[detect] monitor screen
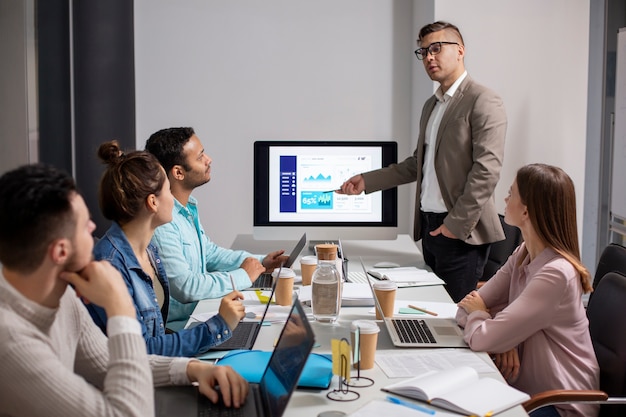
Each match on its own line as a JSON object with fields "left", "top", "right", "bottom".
{"left": 253, "top": 140, "right": 397, "bottom": 240}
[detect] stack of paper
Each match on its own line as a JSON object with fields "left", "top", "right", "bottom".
{"left": 340, "top": 283, "right": 374, "bottom": 306}
{"left": 368, "top": 267, "right": 445, "bottom": 286}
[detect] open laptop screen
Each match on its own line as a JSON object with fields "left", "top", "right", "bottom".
{"left": 261, "top": 301, "right": 314, "bottom": 417}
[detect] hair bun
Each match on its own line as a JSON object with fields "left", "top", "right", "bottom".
{"left": 97, "top": 140, "right": 125, "bottom": 165}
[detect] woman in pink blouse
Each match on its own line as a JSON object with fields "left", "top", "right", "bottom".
{"left": 456, "top": 164, "right": 599, "bottom": 417}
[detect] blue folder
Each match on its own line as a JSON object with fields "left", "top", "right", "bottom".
{"left": 215, "top": 350, "right": 333, "bottom": 389}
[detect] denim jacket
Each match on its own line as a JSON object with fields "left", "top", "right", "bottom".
{"left": 85, "top": 222, "right": 232, "bottom": 357}
{"left": 152, "top": 196, "right": 263, "bottom": 328}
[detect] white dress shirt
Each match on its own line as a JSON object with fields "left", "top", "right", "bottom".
{"left": 420, "top": 71, "right": 468, "bottom": 213}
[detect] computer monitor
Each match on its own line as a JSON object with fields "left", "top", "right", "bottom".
{"left": 253, "top": 140, "right": 398, "bottom": 241}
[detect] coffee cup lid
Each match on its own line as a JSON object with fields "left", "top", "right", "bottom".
{"left": 300, "top": 255, "right": 317, "bottom": 265}
{"left": 373, "top": 280, "right": 397, "bottom": 290}
{"left": 272, "top": 267, "right": 296, "bottom": 278}
{"left": 350, "top": 320, "right": 380, "bottom": 334}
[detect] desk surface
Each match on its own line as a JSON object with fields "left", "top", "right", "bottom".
{"left": 231, "top": 234, "right": 429, "bottom": 268}
{"left": 157, "top": 236, "right": 528, "bottom": 417}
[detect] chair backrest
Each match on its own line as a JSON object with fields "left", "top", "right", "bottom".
{"left": 593, "top": 243, "right": 626, "bottom": 290}
{"left": 588, "top": 243, "right": 626, "bottom": 305}
{"left": 481, "top": 214, "right": 523, "bottom": 281}
{"left": 587, "top": 272, "right": 626, "bottom": 416}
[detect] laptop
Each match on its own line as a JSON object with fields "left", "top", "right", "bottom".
{"left": 250, "top": 233, "right": 307, "bottom": 289}
{"left": 156, "top": 299, "right": 315, "bottom": 417}
{"left": 360, "top": 258, "right": 467, "bottom": 348}
{"left": 207, "top": 267, "right": 280, "bottom": 351}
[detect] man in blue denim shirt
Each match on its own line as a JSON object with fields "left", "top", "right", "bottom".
{"left": 146, "top": 127, "right": 288, "bottom": 330}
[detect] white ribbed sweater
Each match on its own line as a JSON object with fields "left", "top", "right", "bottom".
{"left": 0, "top": 272, "right": 190, "bottom": 417}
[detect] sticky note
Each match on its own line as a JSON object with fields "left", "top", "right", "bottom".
{"left": 398, "top": 307, "right": 426, "bottom": 315}
{"left": 331, "top": 339, "right": 351, "bottom": 381}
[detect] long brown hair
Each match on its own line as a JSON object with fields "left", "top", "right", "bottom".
{"left": 98, "top": 140, "right": 166, "bottom": 225}
{"left": 516, "top": 164, "right": 591, "bottom": 292}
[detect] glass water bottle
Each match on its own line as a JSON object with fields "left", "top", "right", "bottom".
{"left": 311, "top": 244, "right": 342, "bottom": 323}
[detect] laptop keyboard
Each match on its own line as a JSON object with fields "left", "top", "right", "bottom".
{"left": 198, "top": 385, "right": 260, "bottom": 417}
{"left": 392, "top": 319, "right": 437, "bottom": 344}
{"left": 250, "top": 273, "right": 273, "bottom": 288}
{"left": 210, "top": 322, "right": 256, "bottom": 350}
{"left": 346, "top": 271, "right": 369, "bottom": 283}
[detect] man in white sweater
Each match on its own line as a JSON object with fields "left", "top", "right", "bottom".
{"left": 0, "top": 164, "right": 248, "bottom": 416}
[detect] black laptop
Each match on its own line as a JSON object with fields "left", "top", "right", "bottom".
{"left": 207, "top": 268, "right": 279, "bottom": 351}
{"left": 250, "top": 233, "right": 307, "bottom": 289}
{"left": 156, "top": 299, "right": 315, "bottom": 417}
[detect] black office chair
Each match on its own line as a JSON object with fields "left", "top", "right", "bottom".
{"left": 588, "top": 243, "right": 626, "bottom": 304}
{"left": 523, "top": 272, "right": 626, "bottom": 416}
{"left": 478, "top": 214, "right": 522, "bottom": 287}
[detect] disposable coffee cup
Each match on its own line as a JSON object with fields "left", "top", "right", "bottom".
{"left": 350, "top": 320, "right": 380, "bottom": 369}
{"left": 299, "top": 255, "right": 317, "bottom": 286}
{"left": 272, "top": 267, "right": 296, "bottom": 306}
{"left": 373, "top": 280, "right": 397, "bottom": 319}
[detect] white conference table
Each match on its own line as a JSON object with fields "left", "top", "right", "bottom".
{"left": 178, "top": 235, "right": 529, "bottom": 417}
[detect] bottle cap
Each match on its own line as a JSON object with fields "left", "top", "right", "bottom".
{"left": 315, "top": 244, "right": 338, "bottom": 260}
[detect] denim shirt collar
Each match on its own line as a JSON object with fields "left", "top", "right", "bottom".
{"left": 103, "top": 222, "right": 143, "bottom": 272}
{"left": 102, "top": 222, "right": 169, "bottom": 290}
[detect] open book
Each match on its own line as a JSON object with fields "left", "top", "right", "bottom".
{"left": 381, "top": 366, "right": 530, "bottom": 416}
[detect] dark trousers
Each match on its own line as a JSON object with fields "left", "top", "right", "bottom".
{"left": 420, "top": 211, "right": 490, "bottom": 302}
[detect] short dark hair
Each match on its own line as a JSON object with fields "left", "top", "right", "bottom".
{"left": 98, "top": 140, "right": 167, "bottom": 225}
{"left": 0, "top": 164, "right": 77, "bottom": 272}
{"left": 145, "top": 127, "right": 196, "bottom": 174}
{"left": 418, "top": 21, "right": 464, "bottom": 46}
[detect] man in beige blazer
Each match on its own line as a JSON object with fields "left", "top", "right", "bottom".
{"left": 339, "top": 21, "right": 507, "bottom": 301}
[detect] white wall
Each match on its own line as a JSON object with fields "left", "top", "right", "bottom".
{"left": 135, "top": 0, "right": 414, "bottom": 247}
{"left": 135, "top": 0, "right": 590, "bottom": 247}
{"left": 427, "top": 0, "right": 590, "bottom": 233}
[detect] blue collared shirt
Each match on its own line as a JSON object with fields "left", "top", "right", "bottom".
{"left": 151, "top": 196, "right": 263, "bottom": 328}
{"left": 85, "top": 221, "right": 232, "bottom": 357}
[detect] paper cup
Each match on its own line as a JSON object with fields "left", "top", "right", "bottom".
{"left": 350, "top": 320, "right": 380, "bottom": 369}
{"left": 272, "top": 267, "right": 296, "bottom": 306}
{"left": 373, "top": 280, "right": 397, "bottom": 319}
{"left": 299, "top": 255, "right": 317, "bottom": 286}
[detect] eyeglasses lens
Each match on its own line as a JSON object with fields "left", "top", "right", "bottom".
{"left": 416, "top": 42, "right": 443, "bottom": 60}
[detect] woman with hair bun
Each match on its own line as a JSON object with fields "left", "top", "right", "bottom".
{"left": 456, "top": 163, "right": 599, "bottom": 417}
{"left": 84, "top": 140, "right": 245, "bottom": 357}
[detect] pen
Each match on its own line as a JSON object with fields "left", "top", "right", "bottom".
{"left": 322, "top": 189, "right": 340, "bottom": 193}
{"left": 386, "top": 396, "right": 435, "bottom": 415}
{"left": 230, "top": 274, "right": 237, "bottom": 291}
{"left": 408, "top": 304, "right": 438, "bottom": 316}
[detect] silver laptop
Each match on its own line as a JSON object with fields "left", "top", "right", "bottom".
{"left": 250, "top": 233, "right": 307, "bottom": 289}
{"left": 156, "top": 298, "right": 315, "bottom": 417}
{"left": 360, "top": 258, "right": 467, "bottom": 348}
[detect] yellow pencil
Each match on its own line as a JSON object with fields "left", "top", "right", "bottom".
{"left": 408, "top": 304, "right": 438, "bottom": 316}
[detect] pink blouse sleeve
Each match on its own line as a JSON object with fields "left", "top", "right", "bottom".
{"left": 462, "top": 258, "right": 569, "bottom": 353}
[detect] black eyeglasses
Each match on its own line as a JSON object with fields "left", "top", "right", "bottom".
{"left": 414, "top": 41, "right": 459, "bottom": 60}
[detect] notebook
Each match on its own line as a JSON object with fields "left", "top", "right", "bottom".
{"left": 207, "top": 267, "right": 280, "bottom": 351}
{"left": 156, "top": 299, "right": 315, "bottom": 417}
{"left": 249, "top": 233, "right": 307, "bottom": 289}
{"left": 359, "top": 258, "right": 467, "bottom": 348}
